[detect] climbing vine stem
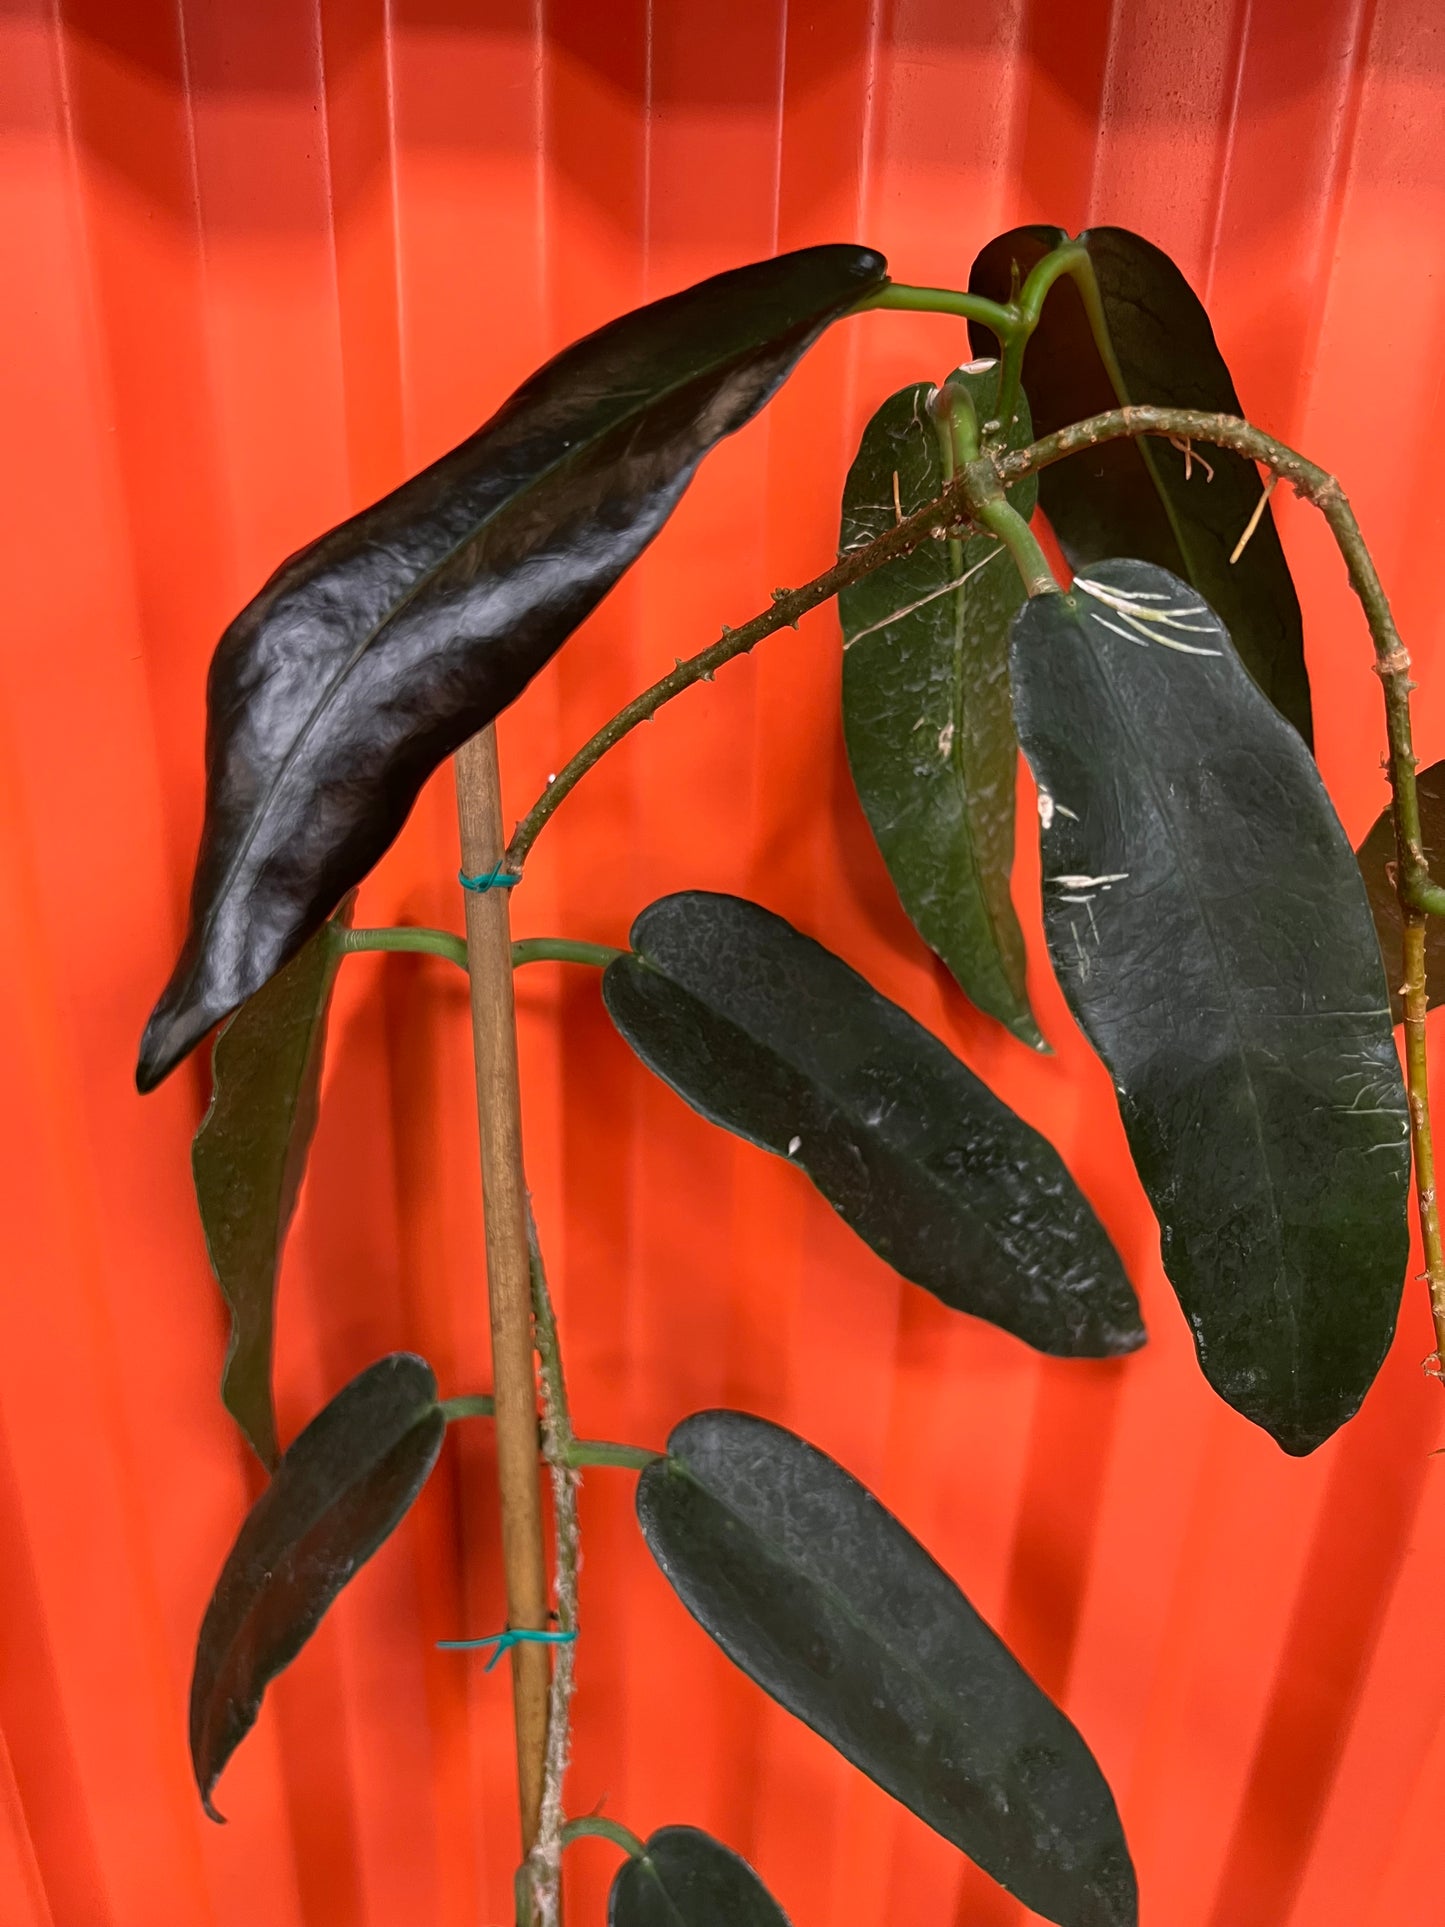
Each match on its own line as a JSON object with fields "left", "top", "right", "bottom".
{"left": 524, "top": 1207, "right": 579, "bottom": 1927}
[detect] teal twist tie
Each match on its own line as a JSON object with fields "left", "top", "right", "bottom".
{"left": 436, "top": 1627, "right": 577, "bottom": 1672}
{"left": 458, "top": 864, "right": 521, "bottom": 894}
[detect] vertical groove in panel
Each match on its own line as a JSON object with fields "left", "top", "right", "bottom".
{"left": 9, "top": 3, "right": 1445, "bottom": 1925}
{"left": 0, "top": 1726, "right": 54, "bottom": 1927}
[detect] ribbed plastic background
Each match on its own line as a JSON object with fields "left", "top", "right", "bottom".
{"left": 6, "top": 2, "right": 1445, "bottom": 1923}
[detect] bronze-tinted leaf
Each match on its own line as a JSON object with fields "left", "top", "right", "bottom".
{"left": 969, "top": 225, "right": 1311, "bottom": 743}
{"left": 1356, "top": 759, "right": 1445, "bottom": 1020}
{"left": 638, "top": 1411, "right": 1136, "bottom": 1927}
{"left": 192, "top": 902, "right": 351, "bottom": 1468}
{"left": 603, "top": 892, "right": 1142, "bottom": 1357}
{"left": 839, "top": 364, "right": 1043, "bottom": 1045}
{"left": 1010, "top": 559, "right": 1409, "bottom": 1453}
{"left": 138, "top": 244, "right": 888, "bottom": 1091}
{"left": 190, "top": 1353, "right": 444, "bottom": 1820}
{"left": 610, "top": 1827, "right": 790, "bottom": 1927}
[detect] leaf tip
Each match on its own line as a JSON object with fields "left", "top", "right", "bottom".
{"left": 1266, "top": 1414, "right": 1336, "bottom": 1459}
{"left": 136, "top": 993, "right": 206, "bottom": 1093}
{"left": 1112, "top": 1318, "right": 1148, "bottom": 1358}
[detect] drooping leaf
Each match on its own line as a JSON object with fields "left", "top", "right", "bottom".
{"left": 192, "top": 900, "right": 352, "bottom": 1469}
{"left": 1010, "top": 558, "right": 1409, "bottom": 1454}
{"left": 839, "top": 363, "right": 1043, "bottom": 1046}
{"left": 1357, "top": 759, "right": 1445, "bottom": 1020}
{"left": 638, "top": 1411, "right": 1136, "bottom": 1927}
{"left": 137, "top": 245, "right": 889, "bottom": 1092}
{"left": 190, "top": 1353, "right": 445, "bottom": 1820}
{"left": 968, "top": 225, "right": 1311, "bottom": 744}
{"left": 602, "top": 892, "right": 1142, "bottom": 1357}
{"left": 610, "top": 1827, "right": 790, "bottom": 1927}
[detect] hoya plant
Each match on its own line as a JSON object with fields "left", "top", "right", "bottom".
{"left": 139, "top": 230, "right": 1443, "bottom": 1927}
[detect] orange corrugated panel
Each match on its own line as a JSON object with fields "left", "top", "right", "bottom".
{"left": 5, "top": 2, "right": 1445, "bottom": 1924}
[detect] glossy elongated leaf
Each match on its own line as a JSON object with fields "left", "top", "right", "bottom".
{"left": 968, "top": 225, "right": 1311, "bottom": 744}
{"left": 602, "top": 892, "right": 1141, "bottom": 1356}
{"left": 1357, "top": 759, "right": 1445, "bottom": 1019}
{"left": 638, "top": 1411, "right": 1136, "bottom": 1927}
{"left": 1010, "top": 559, "right": 1409, "bottom": 1454}
{"left": 839, "top": 362, "right": 1043, "bottom": 1046}
{"left": 190, "top": 1353, "right": 444, "bottom": 1820}
{"left": 137, "top": 245, "right": 888, "bottom": 1092}
{"left": 610, "top": 1827, "right": 790, "bottom": 1927}
{"left": 192, "top": 901, "right": 352, "bottom": 1469}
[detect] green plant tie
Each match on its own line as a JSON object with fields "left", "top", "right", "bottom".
{"left": 458, "top": 864, "right": 521, "bottom": 893}
{"left": 436, "top": 1626, "right": 577, "bottom": 1671}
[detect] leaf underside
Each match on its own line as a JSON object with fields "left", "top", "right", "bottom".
{"left": 189, "top": 1353, "right": 444, "bottom": 1820}
{"left": 602, "top": 891, "right": 1142, "bottom": 1357}
{"left": 968, "top": 225, "right": 1311, "bottom": 745}
{"left": 609, "top": 1827, "right": 791, "bottom": 1927}
{"left": 638, "top": 1411, "right": 1137, "bottom": 1927}
{"left": 1010, "top": 559, "right": 1409, "bottom": 1454}
{"left": 191, "top": 902, "right": 352, "bottom": 1469}
{"left": 838, "top": 363, "right": 1043, "bottom": 1046}
{"left": 1357, "top": 758, "right": 1445, "bottom": 1020}
{"left": 138, "top": 244, "right": 889, "bottom": 1091}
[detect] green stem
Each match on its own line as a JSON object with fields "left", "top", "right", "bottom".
{"left": 340, "top": 929, "right": 622, "bottom": 975}
{"left": 342, "top": 925, "right": 470, "bottom": 970}
{"left": 934, "top": 380, "right": 1055, "bottom": 596}
{"left": 993, "top": 242, "right": 1080, "bottom": 430}
{"left": 972, "top": 490, "right": 1057, "bottom": 598}
{"left": 439, "top": 1393, "right": 495, "bottom": 1423}
{"left": 560, "top": 1816, "right": 648, "bottom": 1860}
{"left": 563, "top": 1439, "right": 660, "bottom": 1472}
{"left": 525, "top": 1210, "right": 580, "bottom": 1927}
{"left": 858, "top": 280, "right": 1019, "bottom": 341}
{"left": 511, "top": 938, "right": 622, "bottom": 970}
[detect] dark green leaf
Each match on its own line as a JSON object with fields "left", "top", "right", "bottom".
{"left": 638, "top": 1411, "right": 1135, "bottom": 1927}
{"left": 1010, "top": 559, "right": 1409, "bottom": 1454}
{"left": 839, "top": 364, "right": 1043, "bottom": 1046}
{"left": 190, "top": 1352, "right": 444, "bottom": 1820}
{"left": 610, "top": 1827, "right": 790, "bottom": 1927}
{"left": 602, "top": 892, "right": 1142, "bottom": 1357}
{"left": 137, "top": 245, "right": 889, "bottom": 1091}
{"left": 1357, "top": 759, "right": 1445, "bottom": 1020}
{"left": 192, "top": 901, "right": 352, "bottom": 1469}
{"left": 968, "top": 226, "right": 1311, "bottom": 744}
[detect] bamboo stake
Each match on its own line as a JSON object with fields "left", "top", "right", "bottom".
{"left": 454, "top": 726, "right": 550, "bottom": 1858}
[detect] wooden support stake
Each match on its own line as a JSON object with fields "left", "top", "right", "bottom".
{"left": 454, "top": 725, "right": 550, "bottom": 1858}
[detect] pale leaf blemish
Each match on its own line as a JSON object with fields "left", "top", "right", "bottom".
{"left": 1069, "top": 918, "right": 1090, "bottom": 982}
{"left": 1076, "top": 575, "right": 1222, "bottom": 655}
{"left": 1089, "top": 609, "right": 1222, "bottom": 658}
{"left": 842, "top": 546, "right": 1005, "bottom": 650}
